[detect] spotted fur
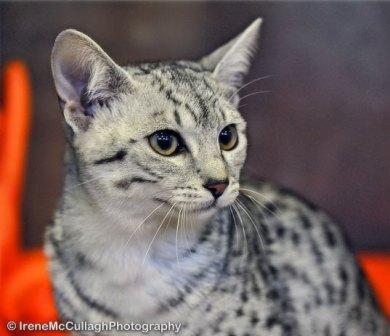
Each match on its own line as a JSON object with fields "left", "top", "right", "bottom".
{"left": 46, "top": 19, "right": 388, "bottom": 335}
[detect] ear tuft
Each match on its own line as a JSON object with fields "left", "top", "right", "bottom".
{"left": 51, "top": 29, "right": 131, "bottom": 133}
{"left": 200, "top": 19, "right": 262, "bottom": 91}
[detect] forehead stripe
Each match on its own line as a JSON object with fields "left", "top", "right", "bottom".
{"left": 173, "top": 109, "right": 182, "bottom": 126}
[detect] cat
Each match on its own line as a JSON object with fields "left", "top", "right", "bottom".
{"left": 45, "top": 19, "right": 388, "bottom": 335}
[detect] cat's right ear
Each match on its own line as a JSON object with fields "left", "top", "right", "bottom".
{"left": 199, "top": 19, "right": 262, "bottom": 106}
{"left": 51, "top": 29, "right": 131, "bottom": 133}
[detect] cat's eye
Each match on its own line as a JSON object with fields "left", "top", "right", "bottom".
{"left": 219, "top": 124, "right": 238, "bottom": 151}
{"left": 149, "top": 130, "right": 180, "bottom": 156}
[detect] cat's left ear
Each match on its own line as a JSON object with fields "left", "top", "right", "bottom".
{"left": 51, "top": 29, "right": 132, "bottom": 133}
{"left": 200, "top": 18, "right": 262, "bottom": 93}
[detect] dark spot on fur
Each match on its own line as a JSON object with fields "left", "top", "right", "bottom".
{"left": 276, "top": 225, "right": 286, "bottom": 238}
{"left": 115, "top": 179, "right": 131, "bottom": 189}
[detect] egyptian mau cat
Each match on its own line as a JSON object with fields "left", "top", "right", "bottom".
{"left": 46, "top": 19, "right": 388, "bottom": 335}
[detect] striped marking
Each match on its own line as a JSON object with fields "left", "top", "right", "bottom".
{"left": 115, "top": 177, "right": 158, "bottom": 190}
{"left": 49, "top": 233, "right": 119, "bottom": 318}
{"left": 94, "top": 149, "right": 127, "bottom": 165}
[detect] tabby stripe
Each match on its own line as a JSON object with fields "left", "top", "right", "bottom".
{"left": 173, "top": 109, "right": 182, "bottom": 126}
{"left": 134, "top": 160, "right": 164, "bottom": 179}
{"left": 189, "top": 77, "right": 210, "bottom": 123}
{"left": 148, "top": 70, "right": 201, "bottom": 124}
{"left": 159, "top": 221, "right": 230, "bottom": 314}
{"left": 54, "top": 286, "right": 84, "bottom": 320}
{"left": 221, "top": 216, "right": 236, "bottom": 274}
{"left": 94, "top": 150, "right": 127, "bottom": 165}
{"left": 220, "top": 108, "right": 226, "bottom": 121}
{"left": 147, "top": 71, "right": 171, "bottom": 94}
{"left": 67, "top": 270, "right": 118, "bottom": 318}
{"left": 165, "top": 89, "right": 181, "bottom": 106}
{"left": 196, "top": 94, "right": 209, "bottom": 124}
{"left": 115, "top": 177, "right": 158, "bottom": 190}
{"left": 184, "top": 103, "right": 199, "bottom": 123}
{"left": 131, "top": 177, "right": 157, "bottom": 184}
{"left": 203, "top": 78, "right": 215, "bottom": 92}
{"left": 49, "top": 233, "right": 119, "bottom": 318}
{"left": 75, "top": 251, "right": 96, "bottom": 269}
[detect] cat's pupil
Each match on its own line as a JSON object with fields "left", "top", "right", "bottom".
{"left": 156, "top": 132, "right": 173, "bottom": 150}
{"left": 219, "top": 127, "right": 232, "bottom": 145}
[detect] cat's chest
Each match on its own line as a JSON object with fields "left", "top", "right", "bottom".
{"left": 77, "top": 252, "right": 211, "bottom": 321}
{"left": 81, "top": 263, "right": 177, "bottom": 319}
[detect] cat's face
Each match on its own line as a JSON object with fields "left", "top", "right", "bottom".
{"left": 52, "top": 19, "right": 261, "bottom": 220}
{"left": 76, "top": 63, "right": 247, "bottom": 216}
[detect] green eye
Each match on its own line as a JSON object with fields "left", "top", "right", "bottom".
{"left": 149, "top": 130, "right": 179, "bottom": 156}
{"left": 219, "top": 124, "right": 238, "bottom": 151}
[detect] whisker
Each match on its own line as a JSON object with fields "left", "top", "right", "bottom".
{"left": 238, "top": 90, "right": 272, "bottom": 102}
{"left": 231, "top": 203, "right": 248, "bottom": 267}
{"left": 122, "top": 196, "right": 173, "bottom": 252}
{"left": 243, "top": 193, "right": 276, "bottom": 218}
{"left": 161, "top": 199, "right": 177, "bottom": 238}
{"left": 239, "top": 187, "right": 281, "bottom": 216}
{"left": 182, "top": 205, "right": 191, "bottom": 251}
{"left": 239, "top": 194, "right": 277, "bottom": 237}
{"left": 187, "top": 203, "right": 197, "bottom": 255}
{"left": 176, "top": 205, "right": 183, "bottom": 266}
{"left": 235, "top": 198, "right": 264, "bottom": 251}
{"left": 229, "top": 75, "right": 272, "bottom": 101}
{"left": 175, "top": 205, "right": 184, "bottom": 266}
{"left": 64, "top": 175, "right": 105, "bottom": 191}
{"left": 239, "top": 187, "right": 275, "bottom": 203}
{"left": 229, "top": 205, "right": 240, "bottom": 249}
{"left": 190, "top": 203, "right": 198, "bottom": 237}
{"left": 142, "top": 203, "right": 176, "bottom": 266}
{"left": 238, "top": 103, "right": 248, "bottom": 109}
{"left": 238, "top": 192, "right": 279, "bottom": 243}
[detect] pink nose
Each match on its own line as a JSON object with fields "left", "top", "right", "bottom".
{"left": 204, "top": 180, "right": 228, "bottom": 199}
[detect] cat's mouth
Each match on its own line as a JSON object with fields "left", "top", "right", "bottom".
{"left": 153, "top": 196, "right": 217, "bottom": 213}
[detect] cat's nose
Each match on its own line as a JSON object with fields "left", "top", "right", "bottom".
{"left": 204, "top": 180, "right": 229, "bottom": 199}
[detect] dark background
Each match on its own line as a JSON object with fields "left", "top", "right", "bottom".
{"left": 1, "top": 1, "right": 389, "bottom": 250}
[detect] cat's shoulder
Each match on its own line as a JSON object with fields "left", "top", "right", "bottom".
{"left": 240, "top": 179, "right": 353, "bottom": 252}
{"left": 240, "top": 179, "right": 321, "bottom": 214}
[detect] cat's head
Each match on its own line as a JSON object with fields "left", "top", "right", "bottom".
{"left": 51, "top": 19, "right": 261, "bottom": 221}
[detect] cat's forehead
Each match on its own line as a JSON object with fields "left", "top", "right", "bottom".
{"left": 128, "top": 62, "right": 225, "bottom": 97}
{"left": 128, "top": 61, "right": 211, "bottom": 80}
{"left": 123, "top": 62, "right": 241, "bottom": 128}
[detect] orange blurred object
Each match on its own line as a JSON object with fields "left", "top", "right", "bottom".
{"left": 0, "top": 61, "right": 388, "bottom": 335}
{"left": 0, "top": 61, "right": 64, "bottom": 336}
{"left": 358, "top": 253, "right": 390, "bottom": 317}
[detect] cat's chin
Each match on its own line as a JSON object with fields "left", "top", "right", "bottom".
{"left": 180, "top": 199, "right": 233, "bottom": 213}
{"left": 191, "top": 199, "right": 236, "bottom": 214}
{"left": 215, "top": 192, "right": 239, "bottom": 209}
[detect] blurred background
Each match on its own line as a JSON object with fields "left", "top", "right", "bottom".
{"left": 0, "top": 1, "right": 389, "bottom": 251}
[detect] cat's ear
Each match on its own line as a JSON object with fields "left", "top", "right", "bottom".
{"left": 200, "top": 18, "right": 262, "bottom": 91}
{"left": 51, "top": 29, "right": 131, "bottom": 133}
